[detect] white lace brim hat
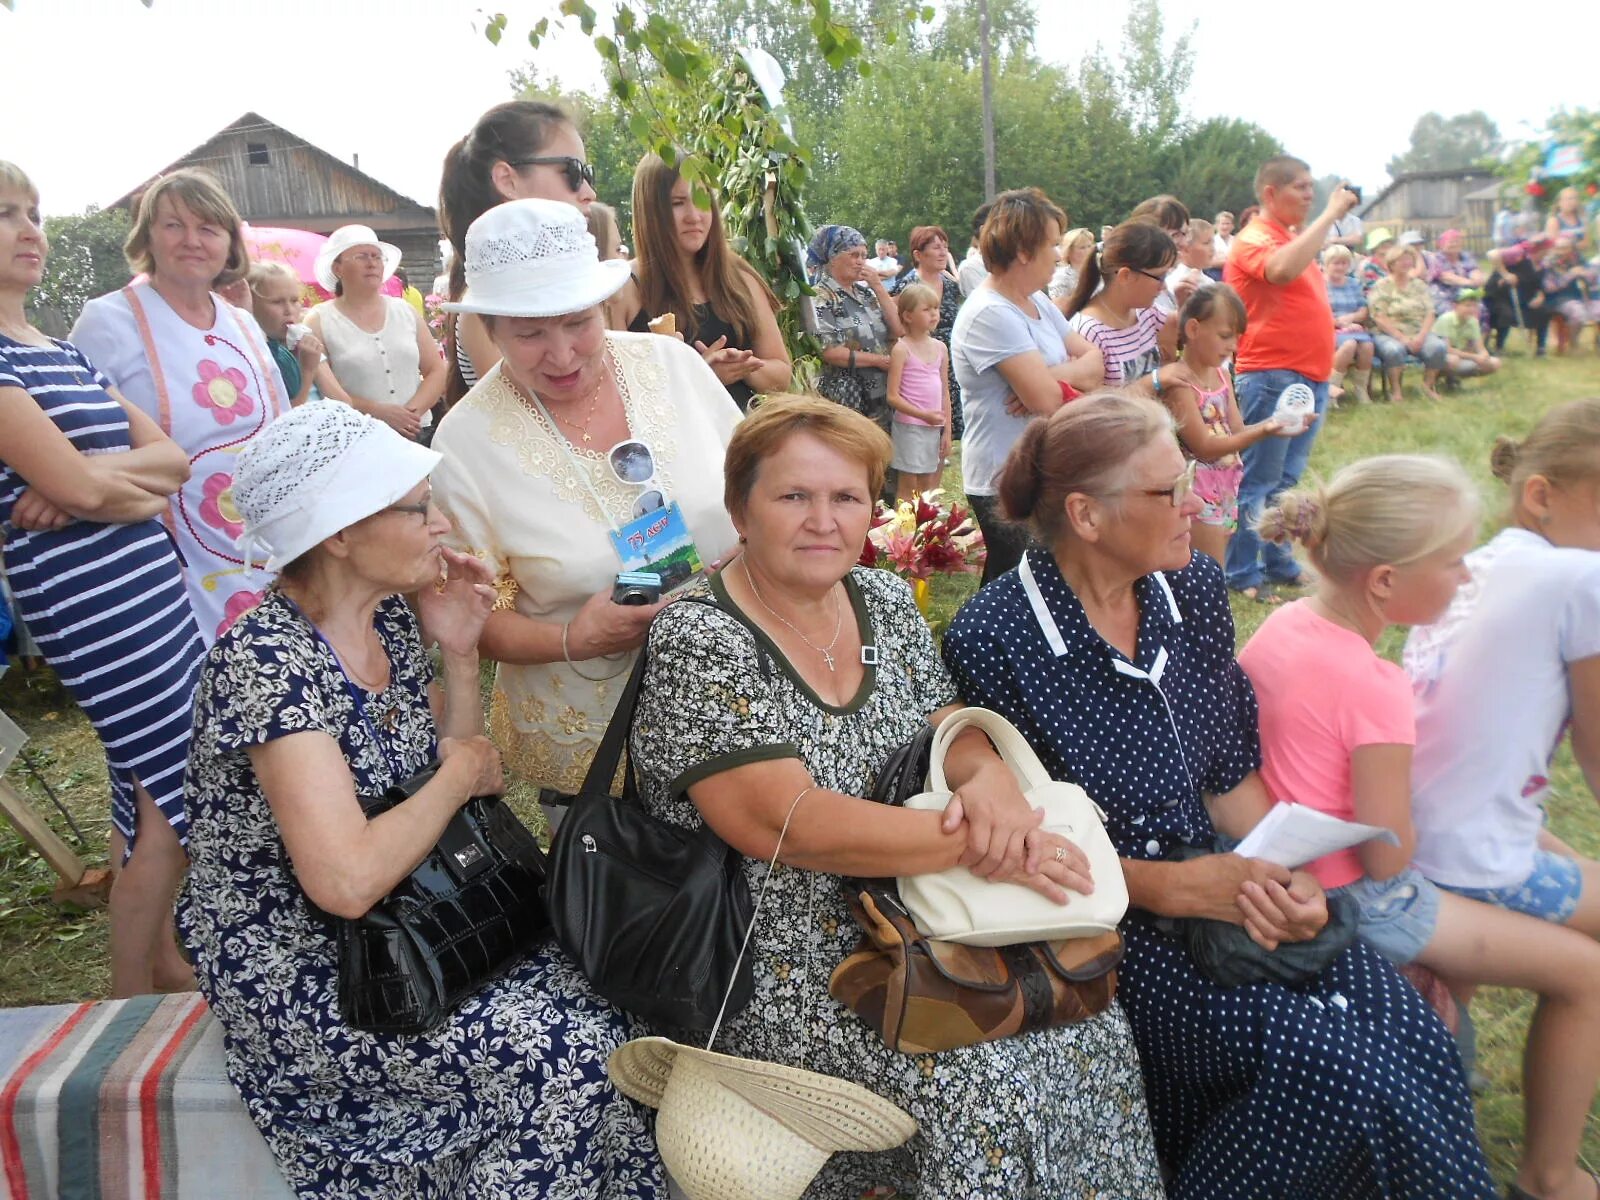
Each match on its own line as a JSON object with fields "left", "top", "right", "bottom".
{"left": 232, "top": 400, "right": 441, "bottom": 571}
{"left": 441, "top": 197, "right": 631, "bottom": 318}
{"left": 607, "top": 1037, "right": 916, "bottom": 1200}
{"left": 314, "top": 224, "right": 403, "bottom": 294}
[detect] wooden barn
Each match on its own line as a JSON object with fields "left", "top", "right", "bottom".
{"left": 108, "top": 112, "right": 440, "bottom": 286}
{"left": 1358, "top": 167, "right": 1499, "bottom": 251}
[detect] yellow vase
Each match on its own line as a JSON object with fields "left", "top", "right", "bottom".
{"left": 911, "top": 577, "right": 931, "bottom": 616}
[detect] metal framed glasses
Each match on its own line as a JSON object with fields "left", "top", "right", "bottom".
{"left": 1131, "top": 459, "right": 1198, "bottom": 508}
{"left": 508, "top": 155, "right": 596, "bottom": 193}
{"left": 386, "top": 493, "right": 435, "bottom": 519}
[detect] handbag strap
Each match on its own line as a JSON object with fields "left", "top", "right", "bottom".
{"left": 705, "top": 783, "right": 814, "bottom": 1051}
{"left": 927, "top": 707, "right": 1052, "bottom": 793}
{"left": 576, "top": 594, "right": 726, "bottom": 799}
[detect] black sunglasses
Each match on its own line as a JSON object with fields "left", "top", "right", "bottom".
{"left": 508, "top": 156, "right": 596, "bottom": 194}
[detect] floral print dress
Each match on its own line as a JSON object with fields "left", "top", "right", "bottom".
{"left": 177, "top": 591, "right": 665, "bottom": 1200}
{"left": 813, "top": 270, "right": 893, "bottom": 427}
{"left": 629, "top": 567, "right": 1164, "bottom": 1200}
{"left": 69, "top": 281, "right": 289, "bottom": 643}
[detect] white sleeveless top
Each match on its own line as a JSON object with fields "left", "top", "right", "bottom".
{"left": 313, "top": 297, "right": 423, "bottom": 410}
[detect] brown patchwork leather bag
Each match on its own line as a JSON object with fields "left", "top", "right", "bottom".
{"left": 828, "top": 883, "right": 1124, "bottom": 1055}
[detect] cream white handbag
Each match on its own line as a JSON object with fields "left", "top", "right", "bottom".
{"left": 897, "top": 708, "right": 1128, "bottom": 947}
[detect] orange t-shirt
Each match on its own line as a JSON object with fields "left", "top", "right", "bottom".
{"left": 1224, "top": 216, "right": 1335, "bottom": 380}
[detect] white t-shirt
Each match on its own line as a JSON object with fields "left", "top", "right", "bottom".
{"left": 951, "top": 286, "right": 1071, "bottom": 496}
{"left": 957, "top": 246, "right": 989, "bottom": 297}
{"left": 1403, "top": 527, "right": 1600, "bottom": 888}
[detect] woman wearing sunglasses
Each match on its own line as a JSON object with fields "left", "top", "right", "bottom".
{"left": 621, "top": 152, "right": 791, "bottom": 411}
{"left": 430, "top": 198, "right": 741, "bottom": 812}
{"left": 438, "top": 100, "right": 602, "bottom": 402}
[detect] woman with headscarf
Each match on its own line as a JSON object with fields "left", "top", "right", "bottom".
{"left": 808, "top": 224, "right": 904, "bottom": 430}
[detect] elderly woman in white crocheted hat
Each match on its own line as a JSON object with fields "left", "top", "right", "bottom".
{"left": 176, "top": 400, "right": 666, "bottom": 1198}
{"left": 431, "top": 197, "right": 742, "bottom": 809}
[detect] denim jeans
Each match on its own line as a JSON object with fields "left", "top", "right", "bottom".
{"left": 1373, "top": 332, "right": 1448, "bottom": 370}
{"left": 1223, "top": 369, "right": 1328, "bottom": 589}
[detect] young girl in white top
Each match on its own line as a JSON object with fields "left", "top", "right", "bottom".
{"left": 1405, "top": 400, "right": 1600, "bottom": 939}
{"left": 1062, "top": 220, "right": 1179, "bottom": 387}
{"left": 1145, "top": 284, "right": 1284, "bottom": 564}
{"left": 885, "top": 283, "right": 951, "bottom": 502}
{"left": 1240, "top": 454, "right": 1600, "bottom": 1200}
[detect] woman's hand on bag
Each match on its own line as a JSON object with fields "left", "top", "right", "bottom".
{"left": 565, "top": 585, "right": 670, "bottom": 659}
{"left": 439, "top": 735, "right": 503, "bottom": 799}
{"left": 1237, "top": 870, "right": 1329, "bottom": 949}
{"left": 1179, "top": 852, "right": 1294, "bottom": 942}
{"left": 991, "top": 833, "right": 1094, "bottom": 904}
{"left": 416, "top": 548, "right": 496, "bottom": 656}
{"left": 942, "top": 757, "right": 1044, "bottom": 879}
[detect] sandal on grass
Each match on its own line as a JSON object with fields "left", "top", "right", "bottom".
{"left": 1229, "top": 583, "right": 1284, "bottom": 605}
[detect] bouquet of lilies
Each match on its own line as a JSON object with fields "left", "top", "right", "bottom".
{"left": 858, "top": 490, "right": 986, "bottom": 580}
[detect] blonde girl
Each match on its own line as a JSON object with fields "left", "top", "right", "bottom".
{"left": 246, "top": 261, "right": 324, "bottom": 407}
{"left": 1146, "top": 284, "right": 1285, "bottom": 564}
{"left": 1048, "top": 226, "right": 1095, "bottom": 308}
{"left": 1239, "top": 454, "right": 1600, "bottom": 1200}
{"left": 886, "top": 282, "right": 951, "bottom": 500}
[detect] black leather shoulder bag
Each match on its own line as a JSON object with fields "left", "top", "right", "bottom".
{"left": 543, "top": 598, "right": 756, "bottom": 1030}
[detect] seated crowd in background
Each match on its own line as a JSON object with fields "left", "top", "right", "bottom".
{"left": 5, "top": 114, "right": 1600, "bottom": 1200}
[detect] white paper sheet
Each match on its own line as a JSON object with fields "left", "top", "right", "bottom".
{"left": 1234, "top": 802, "right": 1400, "bottom": 869}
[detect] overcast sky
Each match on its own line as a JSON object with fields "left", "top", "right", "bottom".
{"left": 7, "top": 0, "right": 1596, "bottom": 218}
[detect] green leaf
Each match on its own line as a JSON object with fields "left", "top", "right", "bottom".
{"left": 484, "top": 11, "right": 507, "bottom": 45}
{"left": 663, "top": 46, "right": 688, "bottom": 80}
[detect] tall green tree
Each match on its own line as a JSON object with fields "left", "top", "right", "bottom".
{"left": 1162, "top": 118, "right": 1284, "bottom": 222}
{"left": 27, "top": 207, "right": 131, "bottom": 334}
{"left": 1386, "top": 111, "right": 1502, "bottom": 176}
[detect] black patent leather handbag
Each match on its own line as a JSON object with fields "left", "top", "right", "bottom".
{"left": 543, "top": 600, "right": 756, "bottom": 1030}
{"left": 328, "top": 768, "right": 551, "bottom": 1036}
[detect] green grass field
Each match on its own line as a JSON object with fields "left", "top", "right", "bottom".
{"left": 0, "top": 345, "right": 1595, "bottom": 1184}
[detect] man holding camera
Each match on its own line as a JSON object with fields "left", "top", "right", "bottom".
{"left": 1326, "top": 183, "right": 1365, "bottom": 249}
{"left": 1223, "top": 157, "right": 1361, "bottom": 600}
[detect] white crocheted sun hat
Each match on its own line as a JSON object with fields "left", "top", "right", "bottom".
{"left": 314, "top": 224, "right": 403, "bottom": 294}
{"left": 607, "top": 1037, "right": 916, "bottom": 1200}
{"left": 441, "top": 197, "right": 631, "bottom": 318}
{"left": 232, "top": 400, "right": 441, "bottom": 571}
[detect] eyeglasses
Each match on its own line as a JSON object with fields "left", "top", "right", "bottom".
{"left": 386, "top": 493, "right": 435, "bottom": 519}
{"left": 508, "top": 156, "right": 596, "bottom": 194}
{"left": 1122, "top": 460, "right": 1197, "bottom": 508}
{"left": 1134, "top": 269, "right": 1168, "bottom": 286}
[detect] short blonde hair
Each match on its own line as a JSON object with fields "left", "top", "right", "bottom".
{"left": 1059, "top": 226, "right": 1095, "bottom": 257}
{"left": 1187, "top": 218, "right": 1215, "bottom": 244}
{"left": 895, "top": 282, "right": 939, "bottom": 319}
{"left": 125, "top": 168, "right": 249, "bottom": 286}
{"left": 1258, "top": 455, "right": 1479, "bottom": 583}
{"left": 1384, "top": 244, "right": 1420, "bottom": 270}
{"left": 0, "top": 161, "right": 38, "bottom": 203}
{"left": 1322, "top": 244, "right": 1354, "bottom": 265}
{"left": 723, "top": 394, "right": 890, "bottom": 517}
{"left": 247, "top": 260, "right": 300, "bottom": 295}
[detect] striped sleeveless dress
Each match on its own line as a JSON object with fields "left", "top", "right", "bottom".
{"left": 0, "top": 335, "right": 205, "bottom": 851}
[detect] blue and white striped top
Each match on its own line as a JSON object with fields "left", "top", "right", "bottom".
{"left": 0, "top": 336, "right": 131, "bottom": 539}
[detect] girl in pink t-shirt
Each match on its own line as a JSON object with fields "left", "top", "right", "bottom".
{"left": 1240, "top": 455, "right": 1600, "bottom": 1200}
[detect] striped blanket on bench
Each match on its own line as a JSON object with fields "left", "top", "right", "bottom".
{"left": 0, "top": 993, "right": 291, "bottom": 1200}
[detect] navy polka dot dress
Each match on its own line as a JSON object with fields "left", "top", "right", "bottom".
{"left": 943, "top": 549, "right": 1495, "bottom": 1199}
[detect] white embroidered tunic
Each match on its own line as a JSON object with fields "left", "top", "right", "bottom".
{"left": 431, "top": 332, "right": 741, "bottom": 796}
